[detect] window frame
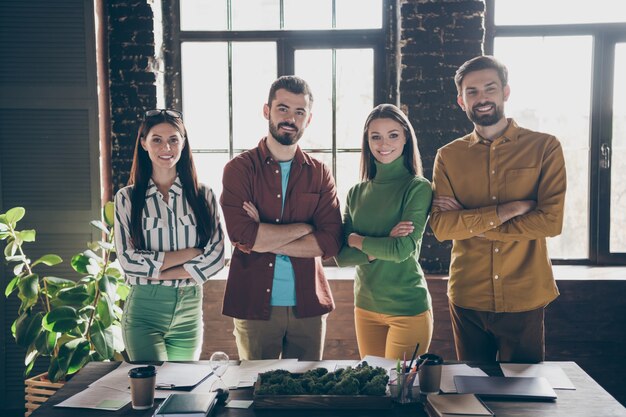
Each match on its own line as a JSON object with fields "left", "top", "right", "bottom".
{"left": 162, "top": 0, "right": 398, "bottom": 159}
{"left": 485, "top": 0, "right": 626, "bottom": 265}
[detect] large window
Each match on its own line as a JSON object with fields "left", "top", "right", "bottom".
{"left": 486, "top": 0, "right": 626, "bottom": 264}
{"left": 164, "top": 2, "right": 394, "bottom": 256}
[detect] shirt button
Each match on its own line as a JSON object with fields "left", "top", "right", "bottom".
{"left": 269, "top": 263, "right": 273, "bottom": 267}
{"left": 492, "top": 196, "right": 496, "bottom": 200}
{"left": 277, "top": 194, "right": 281, "bottom": 198}
{"left": 266, "top": 288, "right": 270, "bottom": 293}
{"left": 469, "top": 229, "right": 473, "bottom": 233}
{"left": 492, "top": 146, "right": 496, "bottom": 150}
{"left": 489, "top": 221, "right": 494, "bottom": 226}
{"left": 275, "top": 170, "right": 279, "bottom": 174}
{"left": 491, "top": 170, "right": 495, "bottom": 174}
{"left": 494, "top": 274, "right": 499, "bottom": 280}
{"left": 494, "top": 248, "right": 499, "bottom": 253}
{"left": 275, "top": 218, "right": 280, "bottom": 223}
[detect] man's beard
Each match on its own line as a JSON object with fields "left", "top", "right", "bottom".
{"left": 466, "top": 101, "right": 505, "bottom": 126}
{"left": 269, "top": 119, "right": 304, "bottom": 146}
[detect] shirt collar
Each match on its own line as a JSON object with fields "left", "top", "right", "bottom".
{"left": 468, "top": 118, "right": 520, "bottom": 147}
{"left": 258, "top": 137, "right": 311, "bottom": 166}
{"left": 145, "top": 175, "right": 183, "bottom": 197}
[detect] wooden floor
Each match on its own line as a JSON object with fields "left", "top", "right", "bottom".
{"left": 202, "top": 275, "right": 626, "bottom": 407}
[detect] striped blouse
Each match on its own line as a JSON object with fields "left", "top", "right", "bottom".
{"left": 114, "top": 176, "right": 225, "bottom": 287}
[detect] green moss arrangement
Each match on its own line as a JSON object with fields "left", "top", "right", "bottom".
{"left": 256, "top": 362, "right": 389, "bottom": 396}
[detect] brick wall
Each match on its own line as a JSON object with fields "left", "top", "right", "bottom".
{"left": 400, "top": 0, "right": 485, "bottom": 273}
{"left": 108, "top": 0, "right": 157, "bottom": 192}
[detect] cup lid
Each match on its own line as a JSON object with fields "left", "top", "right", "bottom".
{"left": 418, "top": 353, "right": 443, "bottom": 365}
{"left": 128, "top": 365, "right": 156, "bottom": 378}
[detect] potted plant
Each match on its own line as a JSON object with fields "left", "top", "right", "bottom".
{"left": 1, "top": 202, "right": 128, "bottom": 391}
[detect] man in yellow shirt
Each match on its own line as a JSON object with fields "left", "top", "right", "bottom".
{"left": 430, "top": 56, "right": 566, "bottom": 362}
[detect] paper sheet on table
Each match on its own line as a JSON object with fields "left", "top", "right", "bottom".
{"left": 89, "top": 362, "right": 214, "bottom": 398}
{"left": 55, "top": 385, "right": 130, "bottom": 410}
{"left": 222, "top": 359, "right": 299, "bottom": 389}
{"left": 500, "top": 363, "right": 576, "bottom": 390}
{"left": 280, "top": 360, "right": 344, "bottom": 373}
{"left": 440, "top": 364, "right": 488, "bottom": 393}
{"left": 361, "top": 355, "right": 397, "bottom": 373}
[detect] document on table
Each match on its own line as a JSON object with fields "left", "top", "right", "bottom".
{"left": 440, "top": 364, "right": 489, "bottom": 393}
{"left": 361, "top": 355, "right": 397, "bottom": 373}
{"left": 500, "top": 363, "right": 576, "bottom": 390}
{"left": 55, "top": 385, "right": 130, "bottom": 410}
{"left": 89, "top": 362, "right": 215, "bottom": 398}
{"left": 232, "top": 359, "right": 300, "bottom": 388}
{"left": 222, "top": 359, "right": 343, "bottom": 389}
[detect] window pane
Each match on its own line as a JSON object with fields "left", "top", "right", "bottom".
{"left": 232, "top": 0, "right": 280, "bottom": 30}
{"left": 182, "top": 43, "right": 229, "bottom": 151}
{"left": 284, "top": 0, "right": 332, "bottom": 30}
{"left": 495, "top": 0, "right": 626, "bottom": 25}
{"left": 336, "top": 49, "right": 374, "bottom": 149}
{"left": 232, "top": 42, "right": 277, "bottom": 151}
{"left": 180, "top": 0, "right": 227, "bottom": 31}
{"left": 336, "top": 152, "right": 363, "bottom": 209}
{"left": 494, "top": 36, "right": 592, "bottom": 259}
{"left": 611, "top": 43, "right": 626, "bottom": 253}
{"left": 295, "top": 49, "right": 333, "bottom": 150}
{"left": 336, "top": 0, "right": 382, "bottom": 29}
{"left": 192, "top": 152, "right": 232, "bottom": 257}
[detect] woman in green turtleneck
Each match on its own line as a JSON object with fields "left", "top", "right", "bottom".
{"left": 335, "top": 104, "right": 433, "bottom": 361}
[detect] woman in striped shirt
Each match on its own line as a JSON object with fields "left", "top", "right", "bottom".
{"left": 114, "top": 109, "right": 225, "bottom": 361}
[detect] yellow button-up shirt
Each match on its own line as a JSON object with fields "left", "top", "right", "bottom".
{"left": 430, "top": 119, "right": 566, "bottom": 313}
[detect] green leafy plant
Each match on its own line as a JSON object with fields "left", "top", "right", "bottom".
{"left": 1, "top": 202, "right": 129, "bottom": 382}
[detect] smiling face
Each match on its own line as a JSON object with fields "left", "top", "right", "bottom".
{"left": 457, "top": 68, "right": 510, "bottom": 127}
{"left": 264, "top": 88, "right": 312, "bottom": 146}
{"left": 367, "top": 117, "right": 407, "bottom": 164}
{"left": 141, "top": 122, "right": 185, "bottom": 173}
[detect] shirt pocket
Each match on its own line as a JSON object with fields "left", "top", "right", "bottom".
{"left": 178, "top": 213, "right": 196, "bottom": 227}
{"left": 293, "top": 192, "right": 320, "bottom": 222}
{"left": 142, "top": 217, "right": 164, "bottom": 230}
{"left": 505, "top": 167, "right": 539, "bottom": 201}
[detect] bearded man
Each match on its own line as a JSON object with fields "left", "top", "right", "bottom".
{"left": 220, "top": 75, "right": 342, "bottom": 360}
{"left": 430, "top": 56, "right": 567, "bottom": 363}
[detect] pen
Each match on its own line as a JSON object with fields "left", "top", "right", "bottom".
{"left": 407, "top": 342, "right": 420, "bottom": 372}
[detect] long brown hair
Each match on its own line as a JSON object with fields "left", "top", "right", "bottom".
{"left": 127, "top": 113, "right": 214, "bottom": 249}
{"left": 360, "top": 104, "right": 423, "bottom": 181}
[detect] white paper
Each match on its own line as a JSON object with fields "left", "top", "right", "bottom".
{"left": 156, "top": 362, "right": 214, "bottom": 388}
{"left": 279, "top": 360, "right": 344, "bottom": 373}
{"left": 236, "top": 359, "right": 298, "bottom": 385}
{"left": 361, "top": 355, "right": 397, "bottom": 372}
{"left": 500, "top": 363, "right": 576, "bottom": 390}
{"left": 55, "top": 385, "right": 130, "bottom": 410}
{"left": 89, "top": 362, "right": 215, "bottom": 398}
{"left": 440, "top": 364, "right": 488, "bottom": 393}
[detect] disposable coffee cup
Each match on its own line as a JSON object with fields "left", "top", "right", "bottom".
{"left": 417, "top": 353, "right": 443, "bottom": 394}
{"left": 128, "top": 365, "right": 156, "bottom": 410}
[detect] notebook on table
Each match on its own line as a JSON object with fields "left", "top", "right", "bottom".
{"left": 454, "top": 375, "right": 557, "bottom": 401}
{"left": 154, "top": 392, "right": 218, "bottom": 417}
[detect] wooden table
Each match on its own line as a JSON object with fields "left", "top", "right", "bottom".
{"left": 30, "top": 361, "right": 626, "bottom": 417}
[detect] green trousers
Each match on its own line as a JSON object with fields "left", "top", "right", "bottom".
{"left": 122, "top": 284, "right": 203, "bottom": 361}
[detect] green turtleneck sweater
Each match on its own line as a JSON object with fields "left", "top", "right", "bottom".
{"left": 335, "top": 157, "right": 433, "bottom": 316}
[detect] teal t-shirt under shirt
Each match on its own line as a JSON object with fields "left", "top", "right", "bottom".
{"left": 271, "top": 160, "right": 296, "bottom": 306}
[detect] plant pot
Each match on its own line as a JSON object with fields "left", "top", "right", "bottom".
{"left": 24, "top": 372, "right": 64, "bottom": 417}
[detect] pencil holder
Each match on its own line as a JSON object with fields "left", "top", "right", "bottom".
{"left": 389, "top": 370, "right": 419, "bottom": 404}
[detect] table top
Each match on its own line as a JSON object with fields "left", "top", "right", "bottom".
{"left": 31, "top": 361, "right": 626, "bottom": 417}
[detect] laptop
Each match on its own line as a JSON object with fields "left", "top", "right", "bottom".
{"left": 454, "top": 375, "right": 558, "bottom": 401}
